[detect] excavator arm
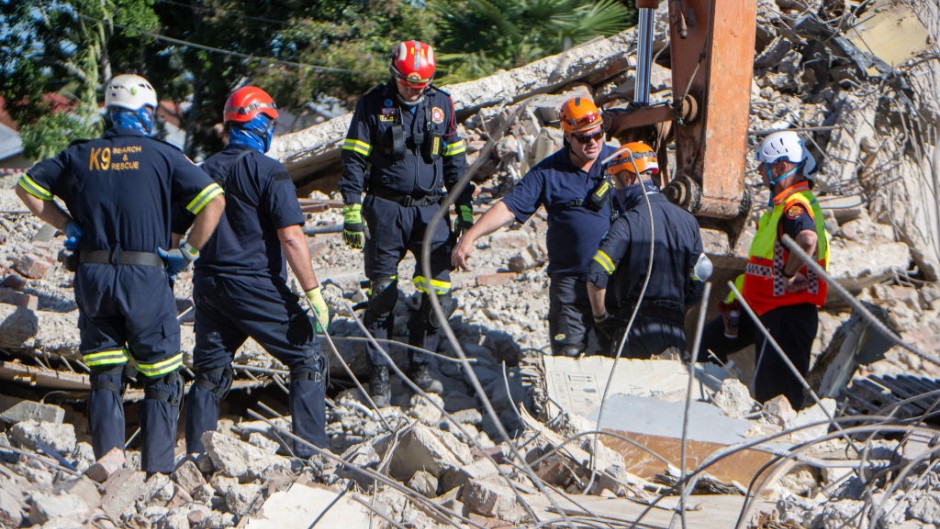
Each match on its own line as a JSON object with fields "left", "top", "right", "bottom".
{"left": 604, "top": 0, "right": 757, "bottom": 239}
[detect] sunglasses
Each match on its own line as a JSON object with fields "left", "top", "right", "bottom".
{"left": 572, "top": 130, "right": 604, "bottom": 143}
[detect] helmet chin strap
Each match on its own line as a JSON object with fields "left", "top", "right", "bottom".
{"left": 765, "top": 162, "right": 803, "bottom": 206}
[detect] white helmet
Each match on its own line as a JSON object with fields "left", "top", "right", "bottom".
{"left": 104, "top": 74, "right": 157, "bottom": 111}
{"left": 756, "top": 130, "right": 818, "bottom": 177}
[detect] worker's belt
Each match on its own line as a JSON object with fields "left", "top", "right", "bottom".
{"left": 616, "top": 300, "right": 685, "bottom": 324}
{"left": 79, "top": 249, "right": 165, "bottom": 268}
{"left": 371, "top": 186, "right": 443, "bottom": 207}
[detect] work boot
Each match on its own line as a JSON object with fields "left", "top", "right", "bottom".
{"left": 411, "top": 363, "right": 443, "bottom": 394}
{"left": 370, "top": 366, "right": 391, "bottom": 408}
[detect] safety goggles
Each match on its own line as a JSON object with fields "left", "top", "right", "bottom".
{"left": 394, "top": 71, "right": 432, "bottom": 89}
{"left": 572, "top": 130, "right": 604, "bottom": 144}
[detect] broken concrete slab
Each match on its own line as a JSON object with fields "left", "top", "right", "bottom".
{"left": 171, "top": 459, "right": 207, "bottom": 495}
{"left": 27, "top": 491, "right": 91, "bottom": 526}
{"left": 0, "top": 395, "right": 64, "bottom": 424}
{"left": 100, "top": 468, "right": 147, "bottom": 521}
{"left": 377, "top": 423, "right": 474, "bottom": 481}
{"left": 9, "top": 419, "right": 75, "bottom": 454}
{"left": 542, "top": 357, "right": 730, "bottom": 420}
{"left": 202, "top": 430, "right": 291, "bottom": 481}
{"left": 244, "top": 483, "right": 372, "bottom": 528}
{"left": 461, "top": 478, "right": 527, "bottom": 523}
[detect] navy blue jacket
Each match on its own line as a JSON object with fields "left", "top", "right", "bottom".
{"left": 21, "top": 127, "right": 221, "bottom": 254}
{"left": 587, "top": 184, "right": 705, "bottom": 316}
{"left": 501, "top": 144, "right": 616, "bottom": 277}
{"left": 339, "top": 82, "right": 470, "bottom": 205}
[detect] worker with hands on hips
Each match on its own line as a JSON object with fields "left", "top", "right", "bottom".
{"left": 453, "top": 96, "right": 616, "bottom": 357}
{"left": 175, "top": 86, "right": 330, "bottom": 456}
{"left": 696, "top": 129, "right": 830, "bottom": 409}
{"left": 339, "top": 40, "right": 471, "bottom": 406}
{"left": 16, "top": 74, "right": 225, "bottom": 474}
{"left": 584, "top": 142, "right": 710, "bottom": 358}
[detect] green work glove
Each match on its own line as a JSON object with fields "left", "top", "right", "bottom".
{"left": 342, "top": 204, "right": 364, "bottom": 249}
{"left": 454, "top": 203, "right": 474, "bottom": 239}
{"left": 304, "top": 286, "right": 330, "bottom": 333}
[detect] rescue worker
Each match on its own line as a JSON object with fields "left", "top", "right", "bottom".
{"left": 697, "top": 130, "right": 829, "bottom": 409}
{"left": 453, "top": 97, "right": 616, "bottom": 357}
{"left": 340, "top": 40, "right": 472, "bottom": 406}
{"left": 584, "top": 143, "right": 710, "bottom": 358}
{"left": 178, "top": 86, "right": 330, "bottom": 457}
{"left": 15, "top": 74, "right": 225, "bottom": 474}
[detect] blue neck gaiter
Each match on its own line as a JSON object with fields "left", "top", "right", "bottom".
{"left": 228, "top": 114, "right": 275, "bottom": 153}
{"left": 110, "top": 108, "right": 154, "bottom": 135}
{"left": 616, "top": 180, "right": 660, "bottom": 211}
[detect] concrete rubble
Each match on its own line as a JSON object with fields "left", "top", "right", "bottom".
{"left": 0, "top": 0, "right": 939, "bottom": 527}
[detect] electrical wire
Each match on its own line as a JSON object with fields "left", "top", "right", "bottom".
{"left": 66, "top": 10, "right": 352, "bottom": 73}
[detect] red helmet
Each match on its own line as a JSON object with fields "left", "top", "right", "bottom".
{"left": 390, "top": 40, "right": 436, "bottom": 89}
{"left": 223, "top": 86, "right": 278, "bottom": 124}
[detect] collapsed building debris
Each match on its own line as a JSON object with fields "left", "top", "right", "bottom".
{"left": 0, "top": 0, "right": 939, "bottom": 527}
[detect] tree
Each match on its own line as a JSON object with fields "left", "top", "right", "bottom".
{"left": 431, "top": 0, "right": 634, "bottom": 83}
{"left": 0, "top": 0, "right": 159, "bottom": 160}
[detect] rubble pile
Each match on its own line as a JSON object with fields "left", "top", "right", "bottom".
{"left": 0, "top": 0, "right": 939, "bottom": 527}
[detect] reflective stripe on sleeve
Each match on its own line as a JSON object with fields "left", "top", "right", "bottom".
{"left": 18, "top": 174, "right": 54, "bottom": 201}
{"left": 342, "top": 139, "right": 372, "bottom": 157}
{"left": 83, "top": 348, "right": 130, "bottom": 368}
{"left": 444, "top": 140, "right": 466, "bottom": 156}
{"left": 593, "top": 250, "right": 615, "bottom": 274}
{"left": 186, "top": 182, "right": 224, "bottom": 215}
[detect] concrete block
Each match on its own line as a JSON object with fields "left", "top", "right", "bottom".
{"left": 84, "top": 447, "right": 126, "bottom": 483}
{"left": 0, "top": 287, "right": 37, "bottom": 310}
{"left": 203, "top": 430, "right": 290, "bottom": 481}
{"left": 13, "top": 253, "right": 50, "bottom": 279}
{"left": 408, "top": 470, "right": 439, "bottom": 498}
{"left": 53, "top": 476, "right": 101, "bottom": 512}
{"left": 100, "top": 468, "right": 147, "bottom": 520}
{"left": 28, "top": 491, "right": 91, "bottom": 526}
{"left": 0, "top": 475, "right": 26, "bottom": 528}
{"left": 460, "top": 478, "right": 526, "bottom": 523}
{"left": 407, "top": 393, "right": 444, "bottom": 426}
{"left": 0, "top": 395, "right": 65, "bottom": 424}
{"left": 10, "top": 419, "right": 76, "bottom": 454}
{"left": 244, "top": 483, "right": 372, "bottom": 528}
{"left": 171, "top": 459, "right": 207, "bottom": 495}
{"left": 380, "top": 423, "right": 474, "bottom": 481}
{"left": 440, "top": 457, "right": 500, "bottom": 493}
{"left": 211, "top": 475, "right": 262, "bottom": 517}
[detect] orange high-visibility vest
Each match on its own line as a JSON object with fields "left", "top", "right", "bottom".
{"left": 742, "top": 182, "right": 830, "bottom": 316}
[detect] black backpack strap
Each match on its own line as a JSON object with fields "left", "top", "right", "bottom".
{"left": 216, "top": 149, "right": 255, "bottom": 206}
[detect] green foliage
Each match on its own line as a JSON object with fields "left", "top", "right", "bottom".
{"left": 432, "top": 0, "right": 634, "bottom": 83}
{"left": 1, "top": 0, "right": 638, "bottom": 159}
{"left": 0, "top": 0, "right": 157, "bottom": 161}
{"left": 19, "top": 113, "right": 101, "bottom": 161}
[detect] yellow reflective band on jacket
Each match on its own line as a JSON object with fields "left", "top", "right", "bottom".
{"left": 342, "top": 138, "right": 372, "bottom": 157}
{"left": 17, "top": 174, "right": 54, "bottom": 201}
{"left": 593, "top": 250, "right": 615, "bottom": 274}
{"left": 186, "top": 182, "right": 224, "bottom": 215}
{"left": 742, "top": 185, "right": 830, "bottom": 316}
{"left": 725, "top": 274, "right": 744, "bottom": 304}
{"left": 136, "top": 353, "right": 183, "bottom": 377}
{"left": 413, "top": 276, "right": 452, "bottom": 295}
{"left": 83, "top": 348, "right": 130, "bottom": 368}
{"left": 444, "top": 140, "right": 466, "bottom": 156}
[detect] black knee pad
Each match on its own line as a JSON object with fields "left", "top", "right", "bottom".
{"left": 416, "top": 292, "right": 455, "bottom": 331}
{"left": 143, "top": 370, "right": 183, "bottom": 412}
{"left": 90, "top": 364, "right": 127, "bottom": 397}
{"left": 290, "top": 363, "right": 323, "bottom": 384}
{"left": 193, "top": 366, "right": 233, "bottom": 401}
{"left": 368, "top": 277, "right": 399, "bottom": 318}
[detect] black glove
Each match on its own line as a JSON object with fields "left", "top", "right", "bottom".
{"left": 594, "top": 313, "right": 623, "bottom": 355}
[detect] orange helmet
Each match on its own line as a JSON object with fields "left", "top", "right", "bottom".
{"left": 223, "top": 86, "right": 278, "bottom": 124}
{"left": 391, "top": 40, "right": 436, "bottom": 89}
{"left": 559, "top": 97, "right": 603, "bottom": 134}
{"left": 608, "top": 142, "right": 659, "bottom": 175}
